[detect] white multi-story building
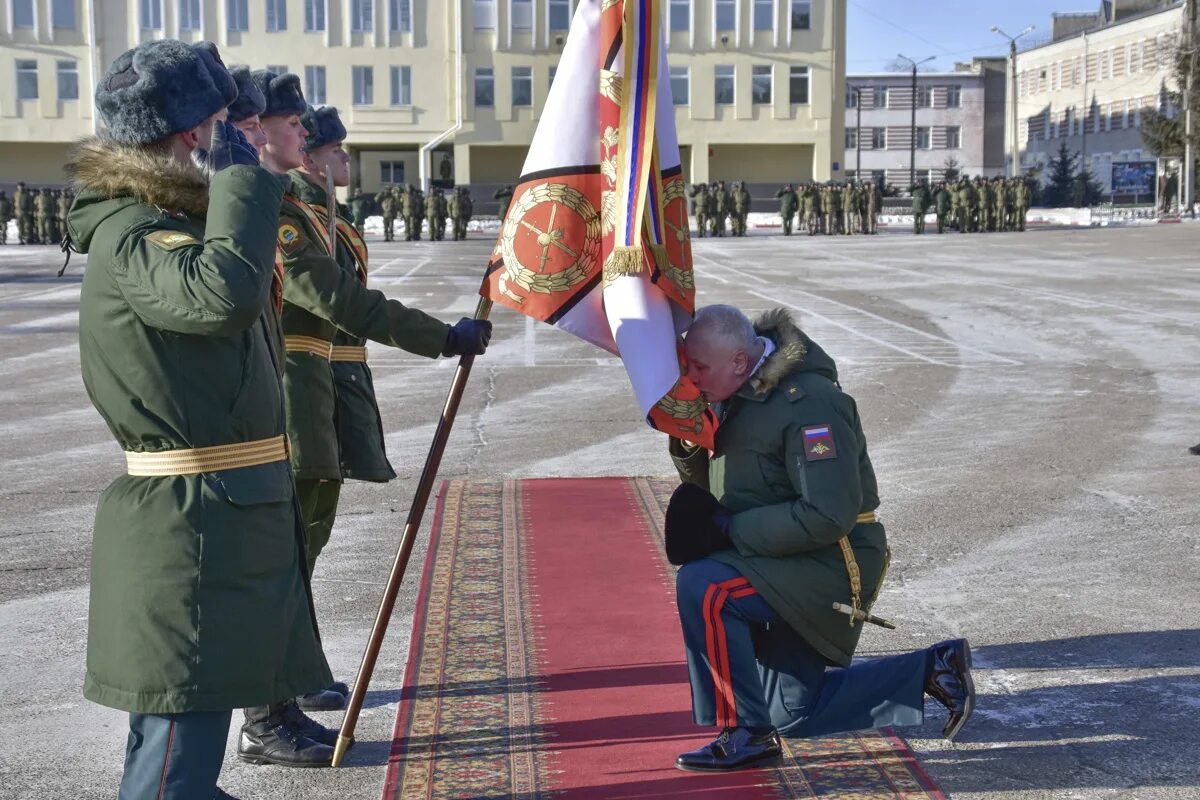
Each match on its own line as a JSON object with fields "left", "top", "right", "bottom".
{"left": 0, "top": 0, "right": 847, "bottom": 201}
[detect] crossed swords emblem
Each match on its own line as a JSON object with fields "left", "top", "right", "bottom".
{"left": 519, "top": 202, "right": 579, "bottom": 273}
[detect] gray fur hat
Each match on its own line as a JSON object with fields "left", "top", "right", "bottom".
{"left": 226, "top": 65, "right": 266, "bottom": 123}
{"left": 301, "top": 105, "right": 347, "bottom": 151}
{"left": 95, "top": 40, "right": 237, "bottom": 145}
{"left": 250, "top": 70, "right": 307, "bottom": 119}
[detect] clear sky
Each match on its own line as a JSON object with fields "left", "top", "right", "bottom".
{"left": 846, "top": 0, "right": 1074, "bottom": 74}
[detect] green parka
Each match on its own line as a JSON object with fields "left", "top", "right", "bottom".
{"left": 65, "top": 138, "right": 331, "bottom": 714}
{"left": 670, "top": 309, "right": 887, "bottom": 668}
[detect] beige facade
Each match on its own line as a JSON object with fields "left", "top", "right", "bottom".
{"left": 1, "top": 0, "right": 844, "bottom": 196}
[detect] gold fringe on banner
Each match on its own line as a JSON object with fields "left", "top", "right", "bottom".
{"left": 603, "top": 246, "right": 646, "bottom": 286}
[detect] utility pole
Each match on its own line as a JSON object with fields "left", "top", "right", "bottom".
{"left": 898, "top": 54, "right": 935, "bottom": 190}
{"left": 1185, "top": 0, "right": 1196, "bottom": 215}
{"left": 992, "top": 25, "right": 1036, "bottom": 178}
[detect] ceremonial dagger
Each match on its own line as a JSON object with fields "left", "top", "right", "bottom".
{"left": 832, "top": 602, "right": 897, "bottom": 630}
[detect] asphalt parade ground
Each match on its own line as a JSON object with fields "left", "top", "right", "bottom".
{"left": 1, "top": 222, "right": 1198, "bottom": 799}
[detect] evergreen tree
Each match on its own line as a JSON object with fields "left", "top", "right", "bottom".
{"left": 1072, "top": 167, "right": 1105, "bottom": 207}
{"left": 1043, "top": 142, "right": 1079, "bottom": 207}
{"left": 1140, "top": 47, "right": 1200, "bottom": 164}
{"left": 942, "top": 156, "right": 961, "bottom": 182}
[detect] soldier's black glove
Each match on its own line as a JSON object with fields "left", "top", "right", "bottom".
{"left": 442, "top": 317, "right": 493, "bottom": 357}
{"left": 665, "top": 482, "right": 734, "bottom": 566}
{"left": 194, "top": 120, "right": 260, "bottom": 172}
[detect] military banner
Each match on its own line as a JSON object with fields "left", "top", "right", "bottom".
{"left": 481, "top": 0, "right": 716, "bottom": 448}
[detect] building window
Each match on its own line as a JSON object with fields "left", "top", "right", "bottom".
{"left": 305, "top": 65, "right": 327, "bottom": 105}
{"left": 789, "top": 65, "right": 809, "bottom": 104}
{"left": 512, "top": 66, "right": 532, "bottom": 107}
{"left": 381, "top": 161, "right": 405, "bottom": 184}
{"left": 391, "top": 65, "right": 412, "bottom": 106}
{"left": 475, "top": 67, "right": 494, "bottom": 106}
{"left": 390, "top": 0, "right": 412, "bottom": 32}
{"left": 56, "top": 60, "right": 78, "bottom": 100}
{"left": 512, "top": 0, "right": 532, "bottom": 30}
{"left": 670, "top": 65, "right": 689, "bottom": 106}
{"left": 474, "top": 0, "right": 495, "bottom": 30}
{"left": 790, "top": 0, "right": 811, "bottom": 29}
{"left": 714, "top": 64, "right": 735, "bottom": 105}
{"left": 227, "top": 0, "right": 248, "bottom": 31}
{"left": 352, "top": 65, "right": 374, "bottom": 106}
{"left": 715, "top": 0, "right": 735, "bottom": 31}
{"left": 751, "top": 65, "right": 772, "bottom": 104}
{"left": 16, "top": 60, "right": 37, "bottom": 100}
{"left": 846, "top": 85, "right": 858, "bottom": 107}
{"left": 351, "top": 0, "right": 373, "bottom": 32}
{"left": 946, "top": 84, "right": 961, "bottom": 108}
{"left": 266, "top": 0, "right": 287, "bottom": 31}
{"left": 179, "top": 0, "right": 201, "bottom": 30}
{"left": 874, "top": 86, "right": 887, "bottom": 107}
{"left": 305, "top": 0, "right": 325, "bottom": 31}
{"left": 549, "top": 0, "right": 570, "bottom": 31}
{"left": 916, "top": 85, "right": 932, "bottom": 108}
{"left": 753, "top": 0, "right": 772, "bottom": 31}
{"left": 52, "top": 0, "right": 76, "bottom": 29}
{"left": 266, "top": 64, "right": 287, "bottom": 74}
{"left": 870, "top": 127, "right": 885, "bottom": 149}
{"left": 945, "top": 126, "right": 960, "bottom": 149}
{"left": 670, "top": 0, "right": 689, "bottom": 33}
{"left": 140, "top": 0, "right": 163, "bottom": 29}
{"left": 916, "top": 127, "right": 931, "bottom": 149}
{"left": 845, "top": 128, "right": 858, "bottom": 149}
{"left": 12, "top": 0, "right": 34, "bottom": 27}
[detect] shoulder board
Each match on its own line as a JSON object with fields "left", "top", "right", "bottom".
{"left": 144, "top": 230, "right": 201, "bottom": 251}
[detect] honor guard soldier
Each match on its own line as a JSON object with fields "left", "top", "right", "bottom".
{"left": 689, "top": 182, "right": 710, "bottom": 237}
{"left": 66, "top": 39, "right": 332, "bottom": 798}
{"left": 378, "top": 185, "right": 398, "bottom": 241}
{"left": 911, "top": 179, "right": 932, "bottom": 234}
{"left": 664, "top": 305, "right": 976, "bottom": 772}
{"left": 732, "top": 181, "right": 751, "bottom": 236}
{"left": 774, "top": 184, "right": 797, "bottom": 236}
{"left": 35, "top": 188, "right": 51, "bottom": 244}
{"left": 494, "top": 183, "right": 514, "bottom": 221}
{"left": 711, "top": 180, "right": 730, "bottom": 237}
{"left": 14, "top": 182, "right": 32, "bottom": 244}
{"left": 453, "top": 187, "right": 473, "bottom": 240}
{"left": 934, "top": 181, "right": 951, "bottom": 234}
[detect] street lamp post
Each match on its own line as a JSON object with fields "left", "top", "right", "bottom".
{"left": 992, "top": 25, "right": 1036, "bottom": 178}
{"left": 897, "top": 54, "right": 936, "bottom": 190}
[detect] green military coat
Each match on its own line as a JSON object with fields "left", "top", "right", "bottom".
{"left": 670, "top": 309, "right": 887, "bottom": 667}
{"left": 775, "top": 187, "right": 798, "bottom": 216}
{"left": 65, "top": 138, "right": 331, "bottom": 714}
{"left": 278, "top": 171, "right": 450, "bottom": 482}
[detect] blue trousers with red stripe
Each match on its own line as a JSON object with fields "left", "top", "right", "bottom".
{"left": 118, "top": 710, "right": 231, "bottom": 799}
{"left": 676, "top": 558, "right": 928, "bottom": 736}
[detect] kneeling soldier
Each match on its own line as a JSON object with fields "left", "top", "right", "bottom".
{"left": 665, "top": 305, "right": 975, "bottom": 772}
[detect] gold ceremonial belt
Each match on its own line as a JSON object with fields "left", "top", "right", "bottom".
{"left": 125, "top": 435, "right": 289, "bottom": 477}
{"left": 285, "top": 335, "right": 334, "bottom": 360}
{"left": 856, "top": 511, "right": 878, "bottom": 525}
{"left": 330, "top": 345, "right": 368, "bottom": 363}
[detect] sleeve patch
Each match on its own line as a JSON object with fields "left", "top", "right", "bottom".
{"left": 802, "top": 425, "right": 838, "bottom": 461}
{"left": 145, "top": 230, "right": 200, "bottom": 251}
{"left": 277, "top": 222, "right": 306, "bottom": 256}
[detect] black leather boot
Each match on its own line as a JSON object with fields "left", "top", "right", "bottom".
{"left": 925, "top": 638, "right": 976, "bottom": 741}
{"left": 295, "top": 687, "right": 347, "bottom": 712}
{"left": 238, "top": 704, "right": 333, "bottom": 767}
{"left": 281, "top": 699, "right": 344, "bottom": 748}
{"left": 675, "top": 727, "right": 782, "bottom": 772}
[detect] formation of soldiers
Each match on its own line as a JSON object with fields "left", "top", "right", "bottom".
{"left": 372, "top": 183, "right": 474, "bottom": 242}
{"left": 688, "top": 180, "right": 753, "bottom": 237}
{"left": 773, "top": 181, "right": 883, "bottom": 236}
{"left": 0, "top": 183, "right": 75, "bottom": 245}
{"left": 912, "top": 175, "right": 1033, "bottom": 234}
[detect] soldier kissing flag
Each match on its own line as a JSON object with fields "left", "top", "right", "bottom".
{"left": 481, "top": 0, "right": 717, "bottom": 449}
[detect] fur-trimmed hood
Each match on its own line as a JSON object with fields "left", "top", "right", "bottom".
{"left": 748, "top": 308, "right": 838, "bottom": 395}
{"left": 65, "top": 137, "right": 209, "bottom": 252}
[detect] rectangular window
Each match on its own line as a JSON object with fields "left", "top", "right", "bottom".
{"left": 549, "top": 0, "right": 570, "bottom": 31}
{"left": 140, "top": 0, "right": 163, "bottom": 29}
{"left": 266, "top": 0, "right": 286, "bottom": 30}
{"left": 305, "top": 65, "right": 327, "bottom": 105}
{"left": 381, "top": 161, "right": 405, "bottom": 184}
{"left": 473, "top": 0, "right": 495, "bottom": 30}
{"left": 670, "top": 65, "right": 689, "bottom": 106}
{"left": 16, "top": 60, "right": 37, "bottom": 100}
{"left": 227, "top": 0, "right": 248, "bottom": 31}
{"left": 845, "top": 128, "right": 858, "bottom": 149}
{"left": 751, "top": 65, "right": 772, "bottom": 104}
{"left": 714, "top": 64, "right": 735, "bottom": 105}
{"left": 715, "top": 0, "right": 735, "bottom": 31}
{"left": 846, "top": 85, "right": 858, "bottom": 107}
{"left": 670, "top": 0, "right": 689, "bottom": 32}
{"left": 753, "top": 0, "right": 772, "bottom": 31}
{"left": 305, "top": 0, "right": 325, "bottom": 31}
{"left": 390, "top": 0, "right": 412, "bottom": 32}
{"left": 351, "top": 0, "right": 373, "bottom": 32}
{"left": 56, "top": 60, "right": 78, "bottom": 100}
{"left": 512, "top": 66, "right": 532, "bottom": 107}
{"left": 52, "top": 0, "right": 76, "bottom": 28}
{"left": 789, "top": 65, "right": 809, "bottom": 104}
{"left": 870, "top": 127, "right": 885, "bottom": 149}
{"left": 916, "top": 127, "right": 931, "bottom": 149}
{"left": 946, "top": 84, "right": 961, "bottom": 108}
{"left": 945, "top": 126, "right": 960, "bottom": 149}
{"left": 391, "top": 65, "right": 412, "bottom": 106}
{"left": 874, "top": 86, "right": 887, "bottom": 108}
{"left": 12, "top": 0, "right": 34, "bottom": 27}
{"left": 352, "top": 65, "right": 374, "bottom": 106}
{"left": 790, "top": 0, "right": 811, "bottom": 29}
{"left": 475, "top": 67, "right": 494, "bottom": 106}
{"left": 916, "top": 85, "right": 932, "bottom": 108}
{"left": 179, "top": 0, "right": 201, "bottom": 30}
{"left": 511, "top": 0, "right": 532, "bottom": 30}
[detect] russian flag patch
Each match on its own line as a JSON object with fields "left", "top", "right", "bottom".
{"left": 802, "top": 425, "right": 838, "bottom": 461}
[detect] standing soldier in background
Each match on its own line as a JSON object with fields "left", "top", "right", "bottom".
{"left": 377, "top": 185, "right": 397, "bottom": 242}
{"left": 867, "top": 179, "right": 880, "bottom": 234}
{"left": 35, "top": 188, "right": 52, "bottom": 246}
{"left": 799, "top": 183, "right": 816, "bottom": 235}
{"left": 993, "top": 178, "right": 1009, "bottom": 233}
{"left": 690, "top": 182, "right": 710, "bottom": 237}
{"left": 956, "top": 177, "right": 973, "bottom": 233}
{"left": 978, "top": 177, "right": 993, "bottom": 233}
{"left": 774, "top": 183, "right": 797, "bottom": 236}
{"left": 457, "top": 187, "right": 473, "bottom": 240}
{"left": 56, "top": 189, "right": 72, "bottom": 244}
{"left": 447, "top": 188, "right": 461, "bottom": 241}
{"left": 494, "top": 184, "right": 514, "bottom": 221}
{"left": 841, "top": 181, "right": 854, "bottom": 235}
{"left": 732, "top": 181, "right": 751, "bottom": 237}
{"left": 1014, "top": 177, "right": 1030, "bottom": 232}
{"left": 826, "top": 183, "right": 842, "bottom": 236}
{"left": 426, "top": 187, "right": 445, "bottom": 241}
{"left": 911, "top": 179, "right": 931, "bottom": 234}
{"left": 349, "top": 187, "right": 368, "bottom": 234}
{"left": 934, "top": 181, "right": 951, "bottom": 234}
{"left": 14, "top": 182, "right": 33, "bottom": 244}
{"left": 948, "top": 178, "right": 961, "bottom": 231}
{"left": 812, "top": 183, "right": 826, "bottom": 235}
{"left": 0, "top": 190, "right": 11, "bottom": 245}
{"left": 710, "top": 180, "right": 728, "bottom": 238}
{"left": 402, "top": 184, "right": 419, "bottom": 240}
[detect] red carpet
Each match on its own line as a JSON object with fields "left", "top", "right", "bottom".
{"left": 383, "top": 478, "right": 946, "bottom": 799}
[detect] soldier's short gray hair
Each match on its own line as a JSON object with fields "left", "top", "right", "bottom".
{"left": 690, "top": 305, "right": 756, "bottom": 352}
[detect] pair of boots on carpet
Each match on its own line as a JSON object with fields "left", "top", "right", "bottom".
{"left": 237, "top": 682, "right": 351, "bottom": 769}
